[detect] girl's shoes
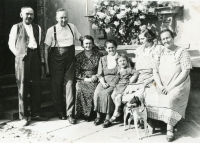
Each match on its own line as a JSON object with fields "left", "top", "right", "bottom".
{"left": 110, "top": 112, "right": 121, "bottom": 123}
{"left": 166, "top": 129, "right": 175, "bottom": 142}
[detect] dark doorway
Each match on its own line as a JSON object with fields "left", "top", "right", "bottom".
{"left": 0, "top": 0, "right": 38, "bottom": 75}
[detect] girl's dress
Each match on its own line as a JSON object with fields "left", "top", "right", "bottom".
{"left": 113, "top": 67, "right": 137, "bottom": 99}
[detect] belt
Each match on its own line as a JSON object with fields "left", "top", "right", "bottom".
{"left": 28, "top": 48, "right": 37, "bottom": 50}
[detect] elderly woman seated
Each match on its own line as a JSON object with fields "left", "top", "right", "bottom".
{"left": 145, "top": 29, "right": 192, "bottom": 142}
{"left": 75, "top": 35, "right": 103, "bottom": 121}
{"left": 93, "top": 39, "right": 119, "bottom": 128}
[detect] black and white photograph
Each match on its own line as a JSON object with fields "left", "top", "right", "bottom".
{"left": 0, "top": 0, "right": 200, "bottom": 143}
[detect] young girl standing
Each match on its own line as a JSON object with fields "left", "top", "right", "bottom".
{"left": 110, "top": 53, "right": 139, "bottom": 122}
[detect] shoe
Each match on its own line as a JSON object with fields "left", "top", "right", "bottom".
{"left": 94, "top": 118, "right": 101, "bottom": 126}
{"left": 166, "top": 130, "right": 175, "bottom": 142}
{"left": 67, "top": 115, "right": 76, "bottom": 124}
{"left": 58, "top": 113, "right": 67, "bottom": 120}
{"left": 20, "top": 119, "right": 29, "bottom": 126}
{"left": 110, "top": 116, "right": 120, "bottom": 123}
{"left": 102, "top": 120, "right": 112, "bottom": 128}
{"left": 84, "top": 115, "right": 90, "bottom": 122}
{"left": 31, "top": 115, "right": 49, "bottom": 121}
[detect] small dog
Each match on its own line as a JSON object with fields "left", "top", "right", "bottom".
{"left": 123, "top": 95, "right": 149, "bottom": 140}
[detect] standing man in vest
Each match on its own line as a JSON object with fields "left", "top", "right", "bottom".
{"left": 44, "top": 8, "right": 82, "bottom": 124}
{"left": 8, "top": 7, "right": 47, "bottom": 126}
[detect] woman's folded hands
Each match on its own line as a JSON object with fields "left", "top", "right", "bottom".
{"left": 160, "top": 85, "right": 173, "bottom": 95}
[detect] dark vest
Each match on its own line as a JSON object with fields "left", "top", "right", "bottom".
{"left": 16, "top": 22, "right": 41, "bottom": 60}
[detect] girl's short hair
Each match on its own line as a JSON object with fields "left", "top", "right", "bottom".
{"left": 104, "top": 39, "right": 118, "bottom": 49}
{"left": 115, "top": 53, "right": 129, "bottom": 65}
{"left": 81, "top": 35, "right": 94, "bottom": 47}
{"left": 159, "top": 28, "right": 175, "bottom": 39}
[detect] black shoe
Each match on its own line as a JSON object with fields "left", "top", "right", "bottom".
{"left": 68, "top": 115, "right": 76, "bottom": 124}
{"left": 102, "top": 120, "right": 112, "bottom": 128}
{"left": 58, "top": 113, "right": 67, "bottom": 120}
{"left": 94, "top": 118, "right": 101, "bottom": 126}
{"left": 84, "top": 115, "right": 90, "bottom": 122}
{"left": 31, "top": 115, "right": 49, "bottom": 121}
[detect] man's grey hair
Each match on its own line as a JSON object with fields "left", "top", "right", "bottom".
{"left": 56, "top": 8, "right": 68, "bottom": 16}
{"left": 21, "top": 7, "right": 34, "bottom": 13}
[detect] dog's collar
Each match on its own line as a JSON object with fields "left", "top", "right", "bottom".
{"left": 138, "top": 103, "right": 146, "bottom": 113}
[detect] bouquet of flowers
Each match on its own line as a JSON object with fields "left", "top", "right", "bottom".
{"left": 90, "top": 0, "right": 180, "bottom": 45}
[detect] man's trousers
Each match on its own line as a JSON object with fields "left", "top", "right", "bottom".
{"left": 48, "top": 45, "right": 75, "bottom": 116}
{"left": 15, "top": 48, "right": 41, "bottom": 120}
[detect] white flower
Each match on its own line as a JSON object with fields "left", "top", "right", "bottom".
{"left": 125, "top": 8, "right": 131, "bottom": 12}
{"left": 104, "top": 1, "right": 109, "bottom": 5}
{"left": 119, "top": 29, "right": 125, "bottom": 35}
{"left": 104, "top": 16, "right": 111, "bottom": 23}
{"left": 120, "top": 5, "right": 126, "bottom": 10}
{"left": 132, "top": 8, "right": 138, "bottom": 13}
{"left": 96, "top": 12, "right": 107, "bottom": 19}
{"left": 99, "top": 21, "right": 103, "bottom": 25}
{"left": 132, "top": 2, "right": 137, "bottom": 6}
{"left": 148, "top": 7, "right": 155, "bottom": 13}
{"left": 147, "top": 23, "right": 151, "bottom": 29}
{"left": 117, "top": 11, "right": 126, "bottom": 19}
{"left": 134, "top": 20, "right": 141, "bottom": 26}
{"left": 138, "top": 4, "right": 144, "bottom": 11}
{"left": 109, "top": 9, "right": 116, "bottom": 15}
{"left": 139, "top": 15, "right": 145, "bottom": 19}
{"left": 92, "top": 24, "right": 99, "bottom": 30}
{"left": 105, "top": 28, "right": 110, "bottom": 33}
{"left": 114, "top": 5, "right": 119, "bottom": 10}
{"left": 114, "top": 21, "right": 119, "bottom": 26}
{"left": 140, "top": 25, "right": 147, "bottom": 32}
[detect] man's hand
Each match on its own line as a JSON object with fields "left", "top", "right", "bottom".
{"left": 22, "top": 55, "right": 27, "bottom": 61}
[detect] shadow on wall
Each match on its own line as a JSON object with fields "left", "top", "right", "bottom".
{"left": 186, "top": 68, "right": 200, "bottom": 125}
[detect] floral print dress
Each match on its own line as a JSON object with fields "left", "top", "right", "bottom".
{"left": 75, "top": 49, "right": 103, "bottom": 117}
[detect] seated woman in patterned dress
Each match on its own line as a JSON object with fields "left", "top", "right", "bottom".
{"left": 75, "top": 35, "right": 103, "bottom": 121}
{"left": 145, "top": 29, "right": 192, "bottom": 142}
{"left": 93, "top": 39, "right": 119, "bottom": 128}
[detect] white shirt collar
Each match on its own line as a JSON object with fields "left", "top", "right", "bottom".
{"left": 56, "top": 24, "right": 68, "bottom": 30}
{"left": 23, "top": 22, "right": 32, "bottom": 28}
{"left": 107, "top": 52, "right": 118, "bottom": 69}
{"left": 107, "top": 52, "right": 118, "bottom": 58}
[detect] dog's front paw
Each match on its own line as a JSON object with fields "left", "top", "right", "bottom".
{"left": 138, "top": 137, "right": 142, "bottom": 140}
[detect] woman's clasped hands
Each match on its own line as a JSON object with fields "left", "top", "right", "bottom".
{"left": 160, "top": 85, "right": 173, "bottom": 95}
